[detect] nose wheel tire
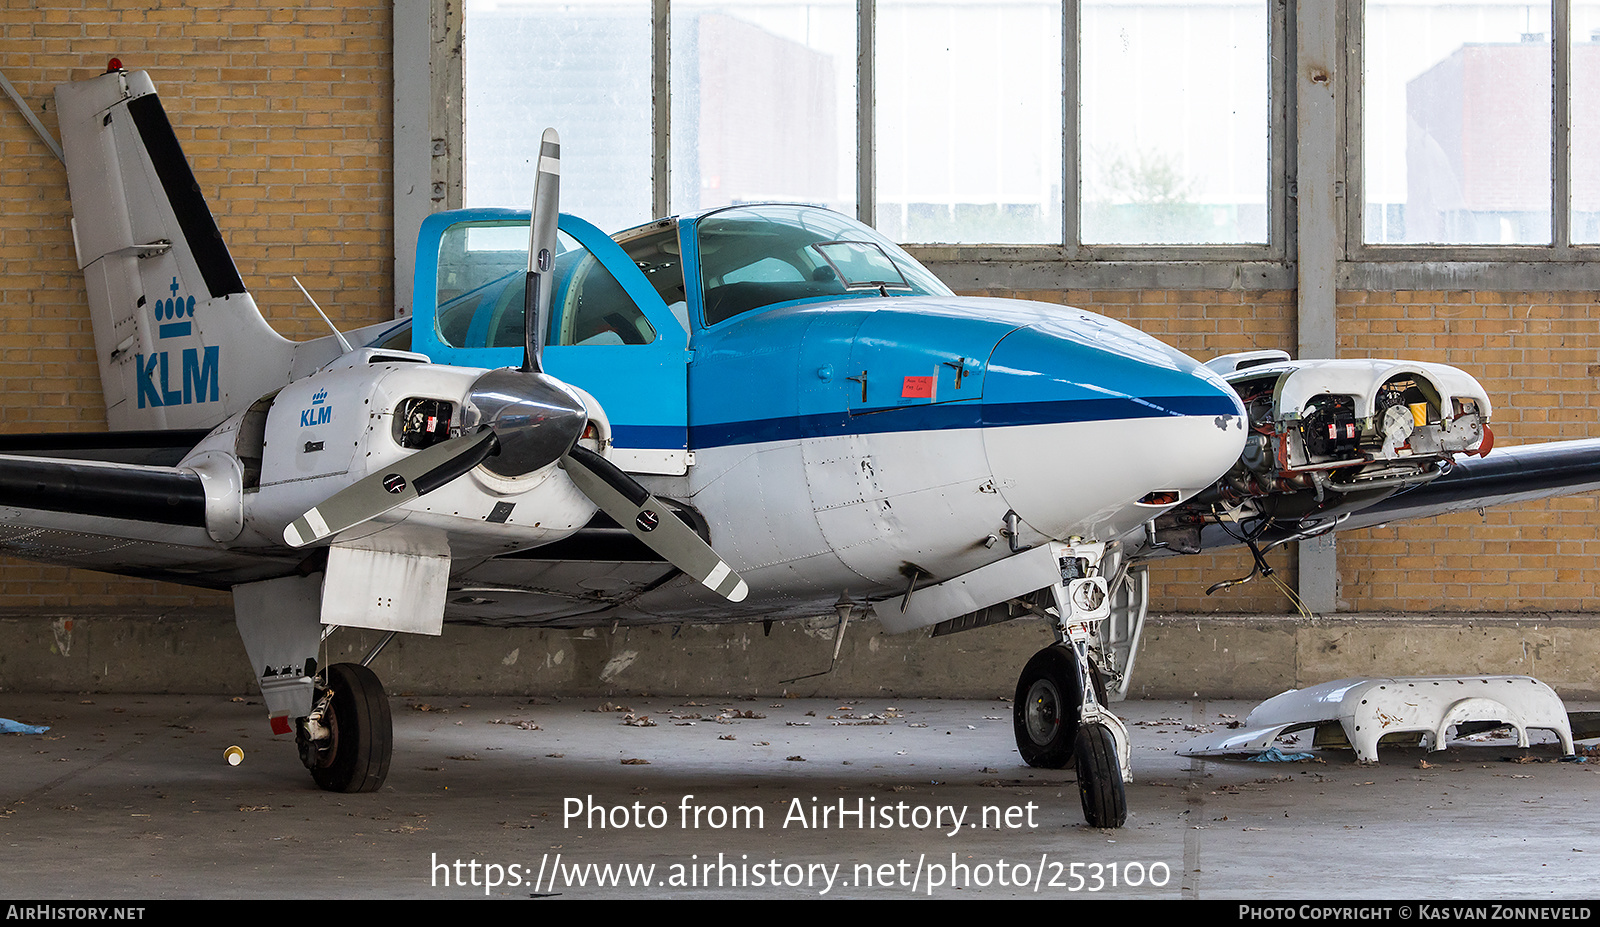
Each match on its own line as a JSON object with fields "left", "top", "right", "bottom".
{"left": 300, "top": 662, "right": 392, "bottom": 793}
{"left": 1074, "top": 722, "right": 1128, "bottom": 829}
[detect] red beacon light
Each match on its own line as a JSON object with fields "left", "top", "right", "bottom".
{"left": 106, "top": 58, "right": 123, "bottom": 73}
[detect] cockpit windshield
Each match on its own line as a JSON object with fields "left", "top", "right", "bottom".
{"left": 695, "top": 205, "right": 952, "bottom": 326}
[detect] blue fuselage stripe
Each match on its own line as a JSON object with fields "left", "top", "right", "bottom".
{"left": 683, "top": 395, "right": 1239, "bottom": 449}
{"left": 612, "top": 423, "right": 689, "bottom": 447}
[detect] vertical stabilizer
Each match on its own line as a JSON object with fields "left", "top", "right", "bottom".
{"left": 55, "top": 69, "right": 296, "bottom": 431}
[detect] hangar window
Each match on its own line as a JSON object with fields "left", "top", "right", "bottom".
{"left": 1354, "top": 0, "right": 1600, "bottom": 258}
{"left": 1577, "top": 2, "right": 1600, "bottom": 242}
{"left": 1362, "top": 2, "right": 1553, "bottom": 244}
{"left": 461, "top": 0, "right": 653, "bottom": 235}
{"left": 670, "top": 0, "right": 859, "bottom": 217}
{"left": 1079, "top": 0, "right": 1271, "bottom": 245}
{"left": 423, "top": 0, "right": 1600, "bottom": 280}
{"left": 456, "top": 0, "right": 1276, "bottom": 251}
{"left": 873, "top": 0, "right": 1065, "bottom": 244}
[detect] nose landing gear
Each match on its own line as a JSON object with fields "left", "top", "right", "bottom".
{"left": 1071, "top": 718, "right": 1128, "bottom": 829}
{"left": 1010, "top": 542, "right": 1132, "bottom": 829}
{"left": 1014, "top": 641, "right": 1129, "bottom": 828}
{"left": 1015, "top": 645, "right": 1083, "bottom": 768}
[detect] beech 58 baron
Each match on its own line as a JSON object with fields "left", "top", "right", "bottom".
{"left": 7, "top": 67, "right": 1599, "bottom": 828}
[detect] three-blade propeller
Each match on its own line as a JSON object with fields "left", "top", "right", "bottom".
{"left": 282, "top": 129, "right": 748, "bottom": 603}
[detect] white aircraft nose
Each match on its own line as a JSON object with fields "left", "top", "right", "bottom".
{"left": 979, "top": 316, "right": 1247, "bottom": 543}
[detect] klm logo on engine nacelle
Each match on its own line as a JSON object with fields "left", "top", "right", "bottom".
{"left": 136, "top": 278, "right": 219, "bottom": 409}
{"left": 300, "top": 388, "right": 332, "bottom": 427}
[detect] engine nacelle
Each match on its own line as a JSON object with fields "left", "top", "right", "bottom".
{"left": 1149, "top": 351, "right": 1493, "bottom": 547}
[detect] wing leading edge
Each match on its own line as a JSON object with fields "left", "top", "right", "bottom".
{"left": 0, "top": 453, "right": 207, "bottom": 527}
{"left": 1164, "top": 437, "right": 1600, "bottom": 556}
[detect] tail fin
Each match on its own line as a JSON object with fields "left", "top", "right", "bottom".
{"left": 55, "top": 69, "right": 295, "bottom": 431}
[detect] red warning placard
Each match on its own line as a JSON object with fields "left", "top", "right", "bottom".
{"left": 901, "top": 376, "right": 935, "bottom": 399}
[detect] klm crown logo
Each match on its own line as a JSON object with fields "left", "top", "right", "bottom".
{"left": 300, "top": 387, "right": 333, "bottom": 427}
{"left": 154, "top": 277, "right": 196, "bottom": 339}
{"left": 136, "top": 277, "right": 220, "bottom": 409}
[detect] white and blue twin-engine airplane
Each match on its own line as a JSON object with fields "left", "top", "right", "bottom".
{"left": 6, "top": 67, "right": 1599, "bottom": 827}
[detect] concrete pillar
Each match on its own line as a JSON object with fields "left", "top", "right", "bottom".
{"left": 1295, "top": 1, "right": 1342, "bottom": 613}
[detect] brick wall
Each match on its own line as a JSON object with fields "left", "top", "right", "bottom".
{"left": 0, "top": 0, "right": 392, "bottom": 608}
{"left": 1337, "top": 290, "right": 1600, "bottom": 612}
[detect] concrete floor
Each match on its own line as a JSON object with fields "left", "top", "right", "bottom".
{"left": 3, "top": 693, "right": 1597, "bottom": 900}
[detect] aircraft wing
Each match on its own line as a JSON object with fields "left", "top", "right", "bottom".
{"left": 0, "top": 449, "right": 688, "bottom": 618}
{"left": 0, "top": 453, "right": 207, "bottom": 527}
{"left": 1339, "top": 437, "right": 1600, "bottom": 529}
{"left": 0, "top": 430, "right": 214, "bottom": 528}
{"left": 0, "top": 432, "right": 736, "bottom": 615}
{"left": 0, "top": 437, "right": 301, "bottom": 588}
{"left": 1165, "top": 437, "right": 1600, "bottom": 556}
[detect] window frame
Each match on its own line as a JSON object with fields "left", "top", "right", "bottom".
{"left": 396, "top": 1, "right": 1600, "bottom": 299}
{"left": 1345, "top": 0, "right": 1592, "bottom": 265}
{"left": 445, "top": 0, "right": 1288, "bottom": 260}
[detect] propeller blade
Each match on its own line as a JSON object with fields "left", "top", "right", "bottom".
{"left": 283, "top": 429, "right": 499, "bottom": 547}
{"left": 561, "top": 444, "right": 749, "bottom": 603}
{"left": 522, "top": 128, "right": 560, "bottom": 374}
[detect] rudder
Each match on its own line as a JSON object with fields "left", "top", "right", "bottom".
{"left": 55, "top": 68, "right": 295, "bottom": 432}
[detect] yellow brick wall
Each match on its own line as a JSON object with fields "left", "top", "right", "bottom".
{"left": 1336, "top": 291, "right": 1600, "bottom": 612}
{"left": 0, "top": 0, "right": 392, "bottom": 608}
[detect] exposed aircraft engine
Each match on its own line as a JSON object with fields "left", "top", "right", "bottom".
{"left": 1147, "top": 351, "right": 1493, "bottom": 553}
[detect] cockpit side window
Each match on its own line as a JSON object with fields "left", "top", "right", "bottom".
{"left": 433, "top": 222, "right": 656, "bottom": 349}
{"left": 695, "top": 205, "right": 952, "bottom": 326}
{"left": 435, "top": 223, "right": 527, "bottom": 348}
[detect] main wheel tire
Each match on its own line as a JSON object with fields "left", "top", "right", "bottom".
{"left": 1013, "top": 645, "right": 1083, "bottom": 769}
{"left": 307, "top": 662, "right": 393, "bottom": 793}
{"left": 1074, "top": 722, "right": 1128, "bottom": 828}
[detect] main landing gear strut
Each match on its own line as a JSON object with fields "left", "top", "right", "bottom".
{"left": 1010, "top": 542, "right": 1132, "bottom": 828}
{"left": 232, "top": 574, "right": 397, "bottom": 794}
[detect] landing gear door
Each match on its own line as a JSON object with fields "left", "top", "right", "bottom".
{"left": 411, "top": 210, "right": 689, "bottom": 475}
